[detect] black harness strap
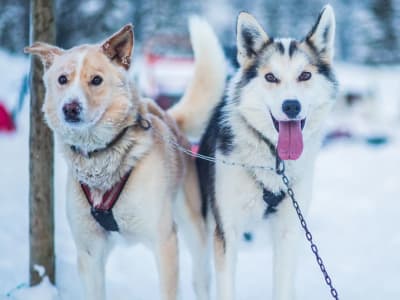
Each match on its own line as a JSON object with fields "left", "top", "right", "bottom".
{"left": 263, "top": 189, "right": 285, "bottom": 216}
{"left": 91, "top": 207, "right": 120, "bottom": 232}
{"left": 239, "top": 115, "right": 286, "bottom": 216}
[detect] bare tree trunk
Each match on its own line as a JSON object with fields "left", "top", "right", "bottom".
{"left": 29, "top": 0, "right": 55, "bottom": 286}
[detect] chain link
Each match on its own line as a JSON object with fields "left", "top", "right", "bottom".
{"left": 279, "top": 160, "right": 339, "bottom": 299}
{"left": 153, "top": 129, "right": 276, "bottom": 173}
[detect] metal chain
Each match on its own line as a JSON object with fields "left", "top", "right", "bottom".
{"left": 151, "top": 121, "right": 339, "bottom": 299}
{"left": 276, "top": 160, "right": 339, "bottom": 299}
{"left": 152, "top": 128, "right": 276, "bottom": 173}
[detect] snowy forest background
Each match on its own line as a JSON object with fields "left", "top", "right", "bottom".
{"left": 1, "top": 0, "right": 400, "bottom": 64}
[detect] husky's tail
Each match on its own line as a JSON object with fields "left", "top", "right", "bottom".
{"left": 168, "top": 17, "right": 226, "bottom": 138}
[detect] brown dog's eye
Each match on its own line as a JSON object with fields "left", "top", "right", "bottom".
{"left": 265, "top": 72, "right": 279, "bottom": 83}
{"left": 91, "top": 75, "right": 103, "bottom": 86}
{"left": 298, "top": 71, "right": 312, "bottom": 81}
{"left": 58, "top": 75, "right": 68, "bottom": 85}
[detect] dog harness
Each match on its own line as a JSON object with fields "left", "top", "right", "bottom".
{"left": 73, "top": 114, "right": 151, "bottom": 232}
{"left": 263, "top": 188, "right": 285, "bottom": 216}
{"left": 240, "top": 118, "right": 287, "bottom": 216}
{"left": 81, "top": 170, "right": 132, "bottom": 231}
{"left": 70, "top": 114, "right": 151, "bottom": 159}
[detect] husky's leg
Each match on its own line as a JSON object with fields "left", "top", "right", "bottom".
{"left": 190, "top": 234, "right": 210, "bottom": 300}
{"left": 214, "top": 226, "right": 238, "bottom": 300}
{"left": 155, "top": 224, "right": 180, "bottom": 300}
{"left": 177, "top": 204, "right": 210, "bottom": 300}
{"left": 271, "top": 181, "right": 311, "bottom": 300}
{"left": 179, "top": 214, "right": 210, "bottom": 300}
{"left": 76, "top": 235, "right": 109, "bottom": 300}
{"left": 271, "top": 216, "right": 298, "bottom": 300}
{"left": 177, "top": 162, "right": 210, "bottom": 300}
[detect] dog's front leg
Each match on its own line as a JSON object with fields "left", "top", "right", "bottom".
{"left": 271, "top": 179, "right": 311, "bottom": 300}
{"left": 214, "top": 227, "right": 238, "bottom": 300}
{"left": 76, "top": 239, "right": 108, "bottom": 300}
{"left": 155, "top": 225, "right": 180, "bottom": 300}
{"left": 271, "top": 217, "right": 299, "bottom": 300}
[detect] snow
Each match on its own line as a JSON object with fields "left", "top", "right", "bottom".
{"left": 10, "top": 278, "right": 58, "bottom": 300}
{"left": 1, "top": 51, "right": 400, "bottom": 299}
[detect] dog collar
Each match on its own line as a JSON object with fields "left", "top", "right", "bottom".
{"left": 81, "top": 169, "right": 132, "bottom": 232}
{"left": 71, "top": 126, "right": 130, "bottom": 159}
{"left": 70, "top": 113, "right": 151, "bottom": 159}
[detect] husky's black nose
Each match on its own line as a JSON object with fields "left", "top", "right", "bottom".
{"left": 63, "top": 101, "right": 82, "bottom": 122}
{"left": 282, "top": 100, "right": 301, "bottom": 119}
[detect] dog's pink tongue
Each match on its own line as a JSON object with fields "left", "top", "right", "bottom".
{"left": 277, "top": 121, "right": 303, "bottom": 160}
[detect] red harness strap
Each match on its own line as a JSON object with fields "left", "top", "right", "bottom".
{"left": 80, "top": 170, "right": 132, "bottom": 231}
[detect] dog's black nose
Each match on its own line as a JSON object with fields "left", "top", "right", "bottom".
{"left": 63, "top": 101, "right": 82, "bottom": 122}
{"left": 282, "top": 100, "right": 301, "bottom": 119}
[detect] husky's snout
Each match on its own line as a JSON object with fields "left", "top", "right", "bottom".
{"left": 62, "top": 100, "right": 82, "bottom": 123}
{"left": 282, "top": 99, "right": 301, "bottom": 119}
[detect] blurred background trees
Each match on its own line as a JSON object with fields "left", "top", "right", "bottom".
{"left": 1, "top": 0, "right": 399, "bottom": 64}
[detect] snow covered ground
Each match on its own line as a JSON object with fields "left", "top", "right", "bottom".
{"left": 0, "top": 51, "right": 399, "bottom": 300}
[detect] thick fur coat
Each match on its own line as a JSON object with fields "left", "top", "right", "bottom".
{"left": 25, "top": 18, "right": 226, "bottom": 300}
{"left": 196, "top": 6, "right": 338, "bottom": 300}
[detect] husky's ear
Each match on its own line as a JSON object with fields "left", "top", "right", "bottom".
{"left": 236, "top": 12, "right": 269, "bottom": 66}
{"left": 24, "top": 42, "right": 63, "bottom": 69}
{"left": 305, "top": 5, "right": 336, "bottom": 63}
{"left": 101, "top": 24, "right": 134, "bottom": 70}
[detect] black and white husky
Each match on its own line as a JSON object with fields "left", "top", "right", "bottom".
{"left": 196, "top": 5, "right": 338, "bottom": 300}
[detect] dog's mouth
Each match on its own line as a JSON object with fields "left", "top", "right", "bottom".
{"left": 270, "top": 113, "right": 306, "bottom": 161}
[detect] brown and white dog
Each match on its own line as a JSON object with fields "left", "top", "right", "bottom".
{"left": 25, "top": 18, "right": 226, "bottom": 300}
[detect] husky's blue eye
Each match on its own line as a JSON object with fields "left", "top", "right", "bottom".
{"left": 58, "top": 75, "right": 68, "bottom": 85}
{"left": 265, "top": 73, "right": 279, "bottom": 83}
{"left": 91, "top": 75, "right": 103, "bottom": 86}
{"left": 298, "top": 71, "right": 312, "bottom": 81}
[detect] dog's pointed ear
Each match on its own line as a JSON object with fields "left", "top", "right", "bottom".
{"left": 24, "top": 42, "right": 63, "bottom": 69}
{"left": 236, "top": 12, "right": 269, "bottom": 66}
{"left": 101, "top": 24, "right": 134, "bottom": 70}
{"left": 305, "top": 5, "right": 336, "bottom": 63}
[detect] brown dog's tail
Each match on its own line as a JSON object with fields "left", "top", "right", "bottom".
{"left": 168, "top": 17, "right": 227, "bottom": 138}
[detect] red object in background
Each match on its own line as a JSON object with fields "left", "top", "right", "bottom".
{"left": 0, "top": 102, "right": 15, "bottom": 132}
{"left": 140, "top": 35, "right": 194, "bottom": 109}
